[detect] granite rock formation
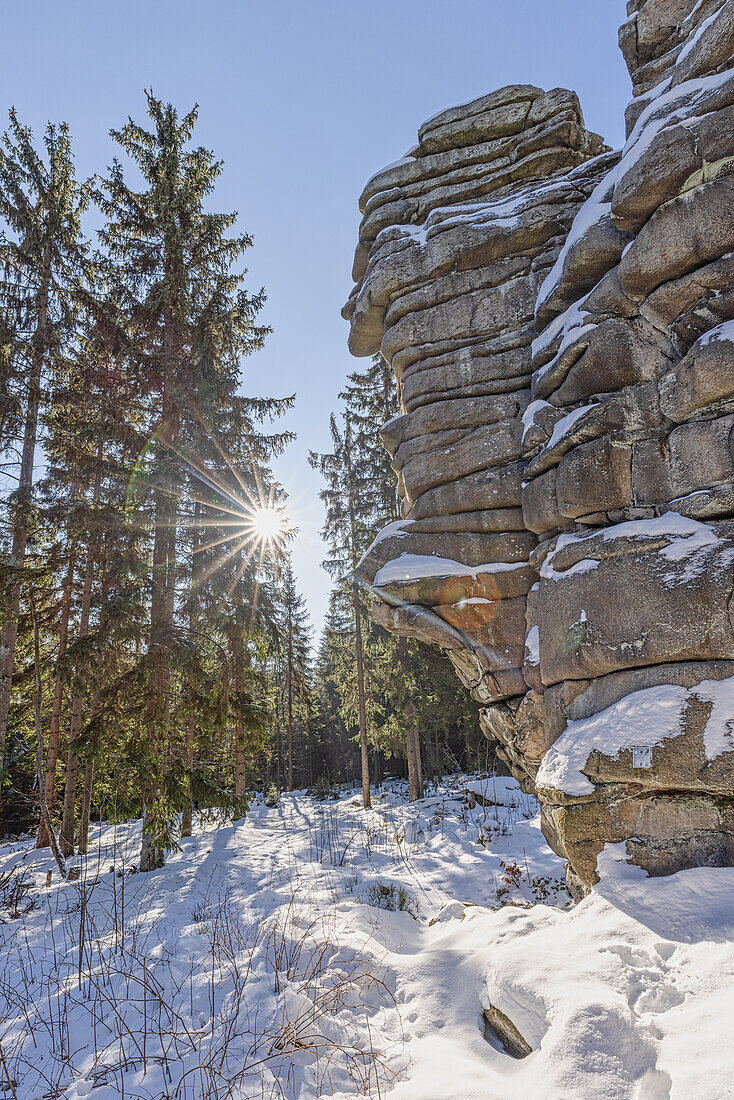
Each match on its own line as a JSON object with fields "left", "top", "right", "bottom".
{"left": 343, "top": 87, "right": 612, "bottom": 701}
{"left": 344, "top": 0, "right": 734, "bottom": 893}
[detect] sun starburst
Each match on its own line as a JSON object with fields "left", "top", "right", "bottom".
{"left": 247, "top": 505, "right": 286, "bottom": 544}
{"left": 125, "top": 411, "right": 292, "bottom": 618}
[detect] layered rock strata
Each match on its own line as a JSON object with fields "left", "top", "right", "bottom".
{"left": 521, "top": 0, "right": 734, "bottom": 889}
{"left": 343, "top": 86, "right": 611, "bottom": 704}
{"left": 344, "top": 0, "right": 734, "bottom": 893}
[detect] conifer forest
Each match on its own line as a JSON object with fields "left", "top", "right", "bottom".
{"left": 0, "top": 96, "right": 482, "bottom": 870}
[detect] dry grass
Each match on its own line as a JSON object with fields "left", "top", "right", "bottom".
{"left": 0, "top": 855, "right": 404, "bottom": 1099}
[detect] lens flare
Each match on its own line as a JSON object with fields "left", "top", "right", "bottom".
{"left": 123, "top": 410, "right": 291, "bottom": 615}
{"left": 248, "top": 505, "right": 286, "bottom": 544}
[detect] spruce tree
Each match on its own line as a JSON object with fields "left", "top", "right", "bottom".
{"left": 40, "top": 318, "right": 148, "bottom": 852}
{"left": 338, "top": 354, "right": 400, "bottom": 529}
{"left": 96, "top": 92, "right": 287, "bottom": 869}
{"left": 0, "top": 111, "right": 89, "bottom": 774}
{"left": 310, "top": 413, "right": 375, "bottom": 808}
{"left": 276, "top": 556, "right": 311, "bottom": 790}
{"left": 311, "top": 587, "right": 362, "bottom": 785}
{"left": 313, "top": 354, "right": 482, "bottom": 795}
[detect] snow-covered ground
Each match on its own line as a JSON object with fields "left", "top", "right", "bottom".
{"left": 1, "top": 776, "right": 733, "bottom": 1099}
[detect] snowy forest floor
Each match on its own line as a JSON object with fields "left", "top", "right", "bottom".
{"left": 1, "top": 776, "right": 733, "bottom": 1100}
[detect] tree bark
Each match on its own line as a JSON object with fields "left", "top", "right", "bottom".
{"left": 275, "top": 720, "right": 282, "bottom": 791}
{"left": 233, "top": 648, "right": 247, "bottom": 806}
{"left": 59, "top": 542, "right": 96, "bottom": 857}
{"left": 287, "top": 601, "right": 294, "bottom": 791}
{"left": 406, "top": 719, "right": 418, "bottom": 803}
{"left": 78, "top": 758, "right": 94, "bottom": 855}
{"left": 338, "top": 421, "right": 371, "bottom": 810}
{"left": 140, "top": 375, "right": 177, "bottom": 872}
{"left": 37, "top": 553, "right": 74, "bottom": 848}
{"left": 414, "top": 726, "right": 423, "bottom": 799}
{"left": 412, "top": 726, "right": 424, "bottom": 800}
{"left": 31, "top": 592, "right": 69, "bottom": 880}
{"left": 181, "top": 501, "right": 200, "bottom": 840}
{"left": 181, "top": 717, "right": 194, "bottom": 839}
{"left": 140, "top": 823, "right": 164, "bottom": 874}
{"left": 140, "top": 493, "right": 173, "bottom": 871}
{"left": 405, "top": 704, "right": 424, "bottom": 803}
{"left": 234, "top": 722, "right": 247, "bottom": 799}
{"left": 352, "top": 578, "right": 371, "bottom": 810}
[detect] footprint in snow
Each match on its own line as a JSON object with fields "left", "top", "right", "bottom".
{"left": 632, "top": 983, "right": 684, "bottom": 1015}
{"left": 603, "top": 943, "right": 684, "bottom": 1018}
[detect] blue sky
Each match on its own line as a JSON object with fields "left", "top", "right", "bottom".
{"left": 3, "top": 1, "right": 631, "bottom": 637}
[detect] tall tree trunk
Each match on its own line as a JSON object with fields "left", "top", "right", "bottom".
{"left": 31, "top": 592, "right": 69, "bottom": 880}
{"left": 78, "top": 758, "right": 94, "bottom": 855}
{"left": 234, "top": 722, "right": 247, "bottom": 799}
{"left": 59, "top": 541, "right": 96, "bottom": 857}
{"left": 406, "top": 723, "right": 423, "bottom": 802}
{"left": 181, "top": 716, "right": 194, "bottom": 839}
{"left": 275, "top": 719, "right": 282, "bottom": 791}
{"left": 406, "top": 704, "right": 419, "bottom": 803}
{"left": 287, "top": 603, "right": 294, "bottom": 791}
{"left": 181, "top": 501, "right": 200, "bottom": 840}
{"left": 352, "top": 578, "right": 371, "bottom": 810}
{"left": 414, "top": 728, "right": 423, "bottom": 799}
{"left": 59, "top": 449, "right": 102, "bottom": 858}
{"left": 233, "top": 648, "right": 248, "bottom": 803}
{"left": 140, "top": 383, "right": 177, "bottom": 872}
{"left": 37, "top": 553, "right": 74, "bottom": 848}
{"left": 399, "top": 644, "right": 423, "bottom": 802}
{"left": 346, "top": 464, "right": 371, "bottom": 810}
{"left": 0, "top": 280, "right": 49, "bottom": 769}
{"left": 140, "top": 497, "right": 172, "bottom": 870}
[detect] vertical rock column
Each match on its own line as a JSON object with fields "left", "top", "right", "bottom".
{"left": 343, "top": 87, "right": 610, "bottom": 782}
{"left": 521, "top": 0, "right": 734, "bottom": 889}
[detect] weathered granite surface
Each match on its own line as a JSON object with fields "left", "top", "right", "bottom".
{"left": 344, "top": 87, "right": 610, "bottom": 703}
{"left": 344, "top": 0, "right": 734, "bottom": 893}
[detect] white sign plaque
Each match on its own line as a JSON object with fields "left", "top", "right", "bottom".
{"left": 632, "top": 746, "right": 652, "bottom": 769}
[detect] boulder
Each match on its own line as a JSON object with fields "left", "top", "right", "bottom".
{"left": 531, "top": 518, "right": 734, "bottom": 686}
{"left": 660, "top": 324, "right": 734, "bottom": 421}
{"left": 618, "top": 177, "right": 734, "bottom": 302}
{"left": 401, "top": 419, "right": 525, "bottom": 503}
{"left": 542, "top": 790, "right": 734, "bottom": 891}
{"left": 555, "top": 436, "right": 633, "bottom": 518}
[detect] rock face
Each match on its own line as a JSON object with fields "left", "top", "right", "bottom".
{"left": 344, "top": 0, "right": 734, "bottom": 892}
{"left": 343, "top": 87, "right": 611, "bottom": 705}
